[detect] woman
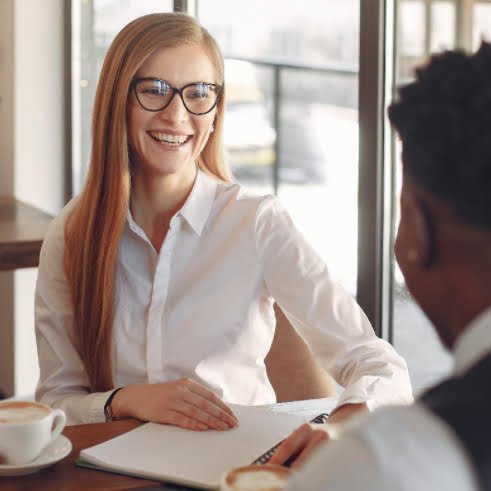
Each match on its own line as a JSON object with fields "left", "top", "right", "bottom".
{"left": 35, "top": 12, "right": 412, "bottom": 427}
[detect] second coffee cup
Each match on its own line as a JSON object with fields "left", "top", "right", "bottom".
{"left": 220, "top": 463, "right": 291, "bottom": 491}
{"left": 0, "top": 400, "right": 66, "bottom": 465}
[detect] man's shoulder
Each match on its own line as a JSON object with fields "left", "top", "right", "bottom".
{"left": 345, "top": 403, "right": 441, "bottom": 444}
{"left": 420, "top": 353, "right": 491, "bottom": 490}
{"left": 287, "top": 403, "right": 477, "bottom": 491}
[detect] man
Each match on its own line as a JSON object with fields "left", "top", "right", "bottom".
{"left": 271, "top": 42, "right": 491, "bottom": 491}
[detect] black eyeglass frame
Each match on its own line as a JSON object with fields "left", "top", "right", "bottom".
{"left": 131, "top": 77, "right": 223, "bottom": 115}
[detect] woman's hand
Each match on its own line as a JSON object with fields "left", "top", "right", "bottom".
{"left": 110, "top": 378, "right": 239, "bottom": 431}
{"left": 268, "top": 422, "right": 329, "bottom": 469}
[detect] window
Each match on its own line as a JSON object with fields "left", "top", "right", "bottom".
{"left": 199, "top": 0, "right": 360, "bottom": 294}
{"left": 71, "top": 0, "right": 172, "bottom": 194}
{"left": 72, "top": 0, "right": 360, "bottom": 295}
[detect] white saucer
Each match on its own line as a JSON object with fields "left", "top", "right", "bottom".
{"left": 0, "top": 435, "right": 72, "bottom": 477}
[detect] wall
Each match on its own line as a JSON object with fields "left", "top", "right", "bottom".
{"left": 14, "top": 0, "right": 65, "bottom": 215}
{"left": 0, "top": 0, "right": 65, "bottom": 397}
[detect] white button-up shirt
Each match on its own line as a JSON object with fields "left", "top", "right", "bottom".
{"left": 285, "top": 308, "right": 491, "bottom": 491}
{"left": 35, "top": 170, "right": 412, "bottom": 424}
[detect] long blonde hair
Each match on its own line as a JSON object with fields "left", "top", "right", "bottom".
{"left": 64, "top": 13, "right": 230, "bottom": 392}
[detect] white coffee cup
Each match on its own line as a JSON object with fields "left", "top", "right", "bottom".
{"left": 0, "top": 400, "right": 66, "bottom": 465}
{"left": 220, "top": 464, "right": 291, "bottom": 491}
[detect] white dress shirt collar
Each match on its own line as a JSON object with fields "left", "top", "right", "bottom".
{"left": 179, "top": 170, "right": 218, "bottom": 236}
{"left": 453, "top": 305, "right": 491, "bottom": 376}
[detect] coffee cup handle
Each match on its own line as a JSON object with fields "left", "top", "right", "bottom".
{"left": 49, "top": 409, "right": 66, "bottom": 443}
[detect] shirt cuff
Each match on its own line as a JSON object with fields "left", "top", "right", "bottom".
{"left": 87, "top": 390, "right": 117, "bottom": 423}
{"left": 334, "top": 378, "right": 414, "bottom": 413}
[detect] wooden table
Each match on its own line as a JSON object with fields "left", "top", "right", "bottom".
{"left": 0, "top": 196, "right": 53, "bottom": 270}
{"left": 0, "top": 419, "right": 198, "bottom": 490}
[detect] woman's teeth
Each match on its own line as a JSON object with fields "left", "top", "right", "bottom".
{"left": 149, "top": 132, "right": 188, "bottom": 144}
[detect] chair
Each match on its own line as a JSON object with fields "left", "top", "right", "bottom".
{"left": 265, "top": 304, "right": 335, "bottom": 402}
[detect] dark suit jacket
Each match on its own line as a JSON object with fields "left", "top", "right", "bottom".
{"left": 422, "top": 352, "right": 491, "bottom": 491}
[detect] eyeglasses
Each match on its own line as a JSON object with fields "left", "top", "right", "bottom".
{"left": 132, "top": 77, "right": 222, "bottom": 115}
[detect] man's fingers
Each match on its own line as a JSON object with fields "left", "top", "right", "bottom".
{"left": 268, "top": 423, "right": 313, "bottom": 465}
{"left": 289, "top": 430, "right": 329, "bottom": 469}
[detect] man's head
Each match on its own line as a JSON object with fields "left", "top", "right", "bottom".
{"left": 389, "top": 42, "right": 491, "bottom": 348}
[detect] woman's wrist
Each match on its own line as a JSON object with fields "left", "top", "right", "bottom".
{"left": 105, "top": 387, "right": 126, "bottom": 421}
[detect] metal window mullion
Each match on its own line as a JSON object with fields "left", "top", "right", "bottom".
{"left": 424, "top": 0, "right": 432, "bottom": 56}
{"left": 456, "top": 0, "right": 475, "bottom": 50}
{"left": 64, "top": 0, "right": 72, "bottom": 202}
{"left": 357, "top": 0, "right": 388, "bottom": 337}
{"left": 175, "top": 0, "right": 197, "bottom": 16}
{"left": 385, "top": 0, "right": 397, "bottom": 344}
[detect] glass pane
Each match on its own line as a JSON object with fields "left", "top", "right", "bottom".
{"left": 398, "top": 0, "right": 426, "bottom": 82}
{"left": 200, "top": 0, "right": 359, "bottom": 294}
{"left": 72, "top": 0, "right": 173, "bottom": 194}
{"left": 399, "top": 1, "right": 426, "bottom": 56}
{"left": 473, "top": 3, "right": 491, "bottom": 49}
{"left": 223, "top": 60, "right": 276, "bottom": 193}
{"left": 430, "top": 2, "right": 455, "bottom": 52}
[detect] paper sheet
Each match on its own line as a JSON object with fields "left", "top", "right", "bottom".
{"left": 79, "top": 404, "right": 310, "bottom": 490}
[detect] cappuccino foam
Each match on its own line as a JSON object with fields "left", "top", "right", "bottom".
{"left": 0, "top": 402, "right": 50, "bottom": 424}
{"left": 224, "top": 465, "right": 290, "bottom": 491}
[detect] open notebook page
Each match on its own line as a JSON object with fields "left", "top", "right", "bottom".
{"left": 79, "top": 404, "right": 312, "bottom": 490}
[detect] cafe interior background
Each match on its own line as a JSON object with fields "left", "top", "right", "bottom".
{"left": 1, "top": 0, "right": 490, "bottom": 401}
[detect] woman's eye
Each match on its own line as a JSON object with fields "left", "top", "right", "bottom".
{"left": 145, "top": 88, "right": 164, "bottom": 95}
{"left": 139, "top": 81, "right": 169, "bottom": 95}
{"left": 190, "top": 83, "right": 211, "bottom": 98}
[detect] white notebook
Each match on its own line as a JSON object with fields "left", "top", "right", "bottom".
{"left": 78, "top": 404, "right": 322, "bottom": 490}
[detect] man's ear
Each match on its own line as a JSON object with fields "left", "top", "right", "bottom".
{"left": 413, "top": 198, "right": 437, "bottom": 269}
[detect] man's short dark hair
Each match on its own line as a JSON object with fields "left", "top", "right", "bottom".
{"left": 388, "top": 41, "right": 491, "bottom": 230}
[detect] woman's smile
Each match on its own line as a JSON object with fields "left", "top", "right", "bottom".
{"left": 148, "top": 130, "right": 191, "bottom": 148}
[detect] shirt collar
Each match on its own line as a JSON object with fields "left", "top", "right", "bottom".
{"left": 178, "top": 169, "right": 218, "bottom": 236}
{"left": 453, "top": 305, "right": 491, "bottom": 376}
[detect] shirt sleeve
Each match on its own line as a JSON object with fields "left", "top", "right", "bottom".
{"left": 285, "top": 406, "right": 478, "bottom": 491}
{"left": 254, "top": 196, "right": 413, "bottom": 410}
{"left": 34, "top": 205, "right": 114, "bottom": 425}
{"left": 285, "top": 430, "right": 385, "bottom": 491}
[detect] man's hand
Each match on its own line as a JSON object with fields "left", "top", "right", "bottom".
{"left": 268, "top": 422, "right": 329, "bottom": 469}
{"left": 268, "top": 403, "right": 368, "bottom": 468}
{"left": 327, "top": 402, "right": 367, "bottom": 425}
{"left": 110, "top": 378, "right": 238, "bottom": 431}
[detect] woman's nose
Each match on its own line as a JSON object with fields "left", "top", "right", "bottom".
{"left": 159, "top": 93, "right": 188, "bottom": 122}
